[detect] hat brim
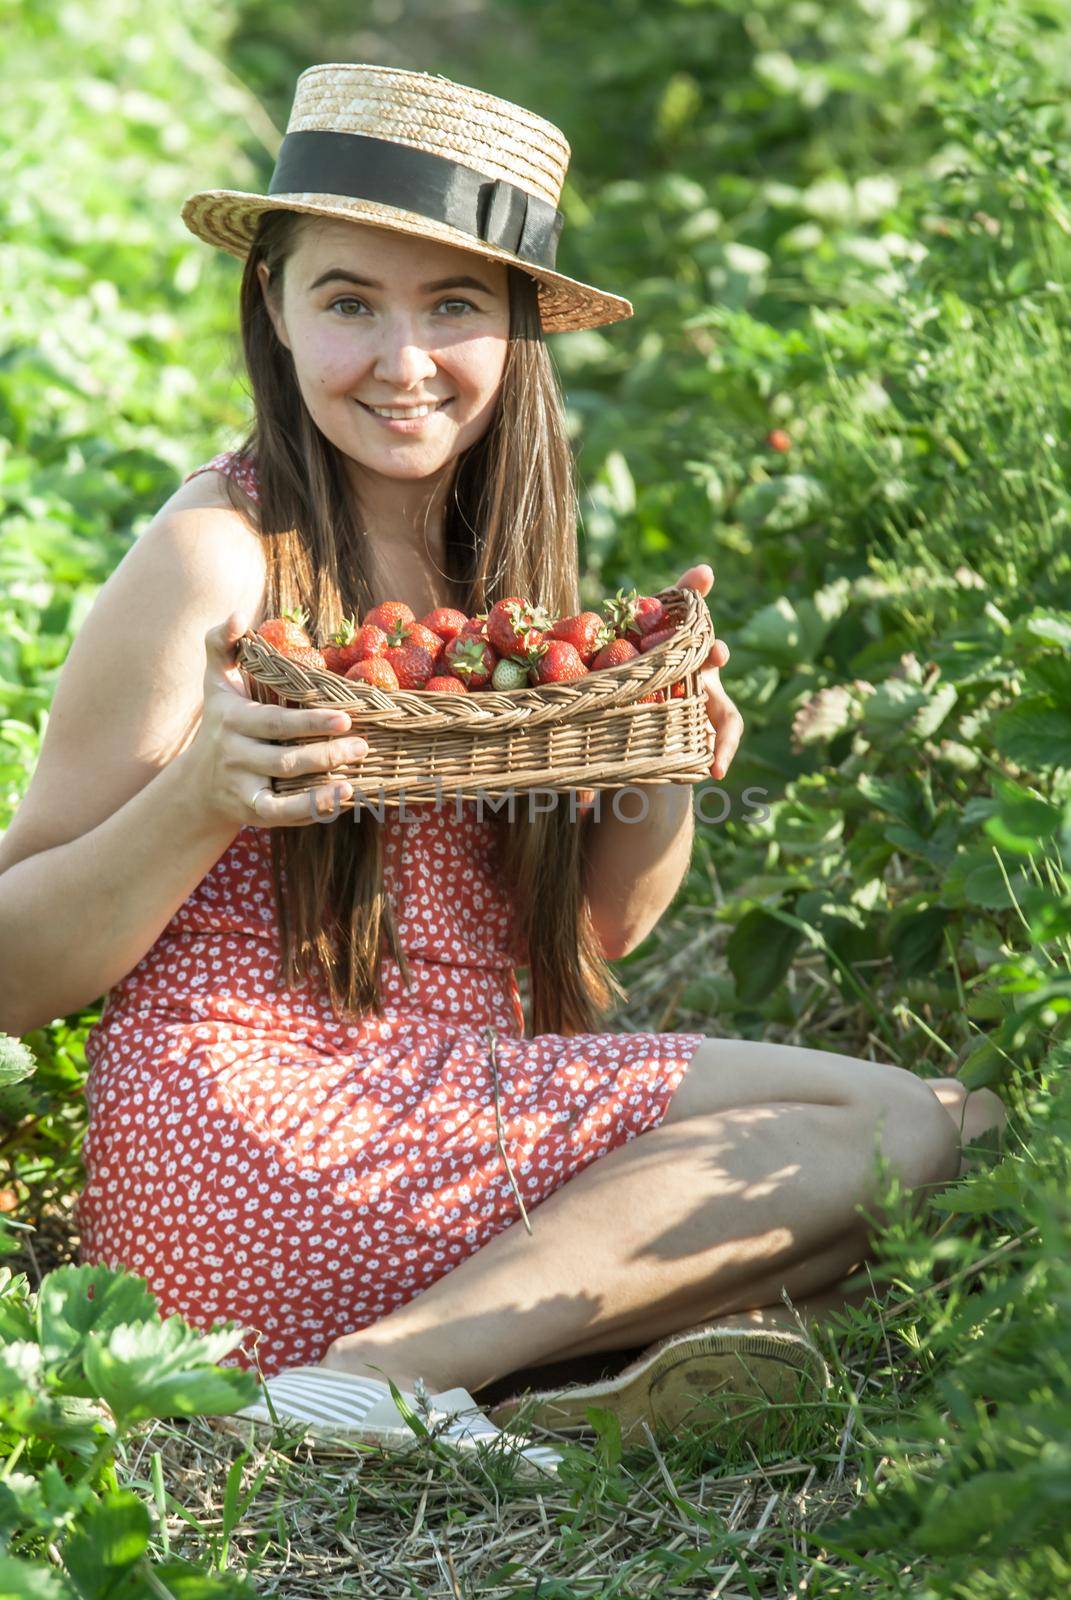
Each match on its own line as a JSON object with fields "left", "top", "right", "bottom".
{"left": 180, "top": 190, "right": 633, "bottom": 335}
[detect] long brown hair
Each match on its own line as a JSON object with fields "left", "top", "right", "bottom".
{"left": 217, "top": 209, "right": 626, "bottom": 1035}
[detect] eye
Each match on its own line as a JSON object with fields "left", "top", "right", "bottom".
{"left": 328, "top": 296, "right": 479, "bottom": 317}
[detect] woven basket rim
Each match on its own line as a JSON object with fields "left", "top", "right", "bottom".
{"left": 237, "top": 583, "right": 712, "bottom": 719}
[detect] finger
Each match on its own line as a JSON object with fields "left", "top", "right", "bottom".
{"left": 709, "top": 708, "right": 745, "bottom": 780}
{"left": 675, "top": 563, "right": 715, "bottom": 595}
{"left": 227, "top": 728, "right": 368, "bottom": 781}
{"left": 706, "top": 638, "right": 730, "bottom": 668}
{"left": 250, "top": 779, "right": 357, "bottom": 828}
{"left": 226, "top": 698, "right": 358, "bottom": 742}
{"left": 204, "top": 611, "right": 256, "bottom": 697}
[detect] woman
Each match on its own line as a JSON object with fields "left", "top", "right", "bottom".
{"left": 0, "top": 63, "right": 1004, "bottom": 1470}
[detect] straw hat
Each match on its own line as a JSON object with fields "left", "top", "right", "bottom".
{"left": 181, "top": 62, "right": 633, "bottom": 335}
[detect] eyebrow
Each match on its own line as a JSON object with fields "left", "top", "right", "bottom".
{"left": 308, "top": 268, "right": 497, "bottom": 295}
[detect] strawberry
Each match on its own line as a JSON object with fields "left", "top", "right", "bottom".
{"left": 601, "top": 587, "right": 665, "bottom": 649}
{"left": 420, "top": 607, "right": 470, "bottom": 643}
{"left": 364, "top": 600, "right": 415, "bottom": 633}
{"left": 424, "top": 674, "right": 468, "bottom": 693}
{"left": 636, "top": 688, "right": 666, "bottom": 704}
{"left": 321, "top": 615, "right": 357, "bottom": 674}
{"left": 382, "top": 616, "right": 441, "bottom": 656}
{"left": 530, "top": 640, "right": 588, "bottom": 686}
{"left": 486, "top": 597, "right": 555, "bottom": 661}
{"left": 323, "top": 614, "right": 387, "bottom": 675}
{"left": 766, "top": 428, "right": 792, "bottom": 452}
{"left": 670, "top": 681, "right": 686, "bottom": 698}
{"left": 491, "top": 657, "right": 530, "bottom": 691}
{"left": 443, "top": 633, "right": 497, "bottom": 689}
{"left": 629, "top": 595, "right": 666, "bottom": 643}
{"left": 285, "top": 644, "right": 328, "bottom": 673}
{"left": 257, "top": 605, "right": 314, "bottom": 656}
{"left": 458, "top": 611, "right": 491, "bottom": 642}
{"left": 345, "top": 657, "right": 399, "bottom": 691}
{"left": 638, "top": 625, "right": 679, "bottom": 653}
{"left": 383, "top": 641, "right": 437, "bottom": 689}
{"left": 348, "top": 623, "right": 390, "bottom": 663}
{"left": 546, "top": 611, "right": 607, "bottom": 664}
{"left": 590, "top": 637, "right": 641, "bottom": 671}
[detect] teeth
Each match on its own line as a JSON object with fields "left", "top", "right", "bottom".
{"left": 367, "top": 403, "right": 438, "bottom": 418}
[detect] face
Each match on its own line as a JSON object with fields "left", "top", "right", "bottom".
{"left": 258, "top": 217, "right": 511, "bottom": 487}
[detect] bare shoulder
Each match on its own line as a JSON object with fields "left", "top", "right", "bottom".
{"left": 164, "top": 467, "right": 268, "bottom": 584}
{"left": 0, "top": 470, "right": 269, "bottom": 877}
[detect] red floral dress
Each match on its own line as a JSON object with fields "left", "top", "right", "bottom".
{"left": 74, "top": 448, "right": 707, "bottom": 1378}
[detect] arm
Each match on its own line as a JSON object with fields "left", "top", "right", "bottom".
{"left": 0, "top": 474, "right": 267, "bottom": 1037}
{"left": 580, "top": 562, "right": 743, "bottom": 961}
{"left": 0, "top": 750, "right": 238, "bottom": 1036}
{"left": 581, "top": 784, "right": 695, "bottom": 962}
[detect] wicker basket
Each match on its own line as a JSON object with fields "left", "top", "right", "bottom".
{"left": 236, "top": 583, "right": 717, "bottom": 805}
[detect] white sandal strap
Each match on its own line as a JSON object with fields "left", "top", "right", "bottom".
{"left": 236, "top": 1369, "right": 563, "bottom": 1474}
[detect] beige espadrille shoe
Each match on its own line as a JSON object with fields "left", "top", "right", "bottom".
{"left": 486, "top": 1323, "right": 831, "bottom": 1446}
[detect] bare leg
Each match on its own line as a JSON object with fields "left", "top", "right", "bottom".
{"left": 603, "top": 1074, "right": 1010, "bottom": 1346}
{"left": 321, "top": 1047, "right": 962, "bottom": 1395}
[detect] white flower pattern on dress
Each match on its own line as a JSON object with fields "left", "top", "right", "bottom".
{"left": 74, "top": 448, "right": 707, "bottom": 1378}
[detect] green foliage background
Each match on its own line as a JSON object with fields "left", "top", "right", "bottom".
{"left": 2, "top": 0, "right": 1071, "bottom": 1593}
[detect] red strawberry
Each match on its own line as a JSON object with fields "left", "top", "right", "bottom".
{"left": 670, "top": 681, "right": 686, "bottom": 698}
{"left": 590, "top": 637, "right": 641, "bottom": 671}
{"left": 766, "top": 428, "right": 792, "bottom": 452}
{"left": 626, "top": 596, "right": 667, "bottom": 647}
{"left": 383, "top": 617, "right": 441, "bottom": 656}
{"left": 636, "top": 688, "right": 666, "bottom": 704}
{"left": 424, "top": 674, "right": 468, "bottom": 693}
{"left": 531, "top": 640, "right": 588, "bottom": 686}
{"left": 458, "top": 611, "right": 490, "bottom": 642}
{"left": 348, "top": 623, "right": 390, "bottom": 663}
{"left": 364, "top": 600, "right": 415, "bottom": 633}
{"left": 345, "top": 657, "right": 399, "bottom": 691}
{"left": 443, "top": 633, "right": 497, "bottom": 689}
{"left": 420, "top": 607, "right": 470, "bottom": 643}
{"left": 486, "top": 597, "right": 554, "bottom": 661}
{"left": 323, "top": 648, "right": 344, "bottom": 674}
{"left": 546, "top": 611, "right": 607, "bottom": 664}
{"left": 285, "top": 644, "right": 328, "bottom": 673}
{"left": 383, "top": 642, "right": 437, "bottom": 689}
{"left": 601, "top": 588, "right": 666, "bottom": 649}
{"left": 257, "top": 605, "right": 313, "bottom": 656}
{"left": 323, "top": 614, "right": 384, "bottom": 674}
{"left": 638, "top": 625, "right": 679, "bottom": 653}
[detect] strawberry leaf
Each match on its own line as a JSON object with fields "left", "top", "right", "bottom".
{"left": 0, "top": 1555, "right": 74, "bottom": 1599}
{"left": 0, "top": 1034, "right": 37, "bottom": 1089}
{"left": 61, "top": 1490, "right": 150, "bottom": 1600}
{"left": 38, "top": 1266, "right": 161, "bottom": 1372}
{"left": 81, "top": 1320, "right": 259, "bottom": 1428}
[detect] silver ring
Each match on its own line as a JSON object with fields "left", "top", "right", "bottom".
{"left": 251, "top": 786, "right": 271, "bottom": 817}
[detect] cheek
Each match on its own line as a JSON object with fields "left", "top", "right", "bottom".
{"left": 296, "top": 324, "right": 368, "bottom": 390}
{"left": 449, "top": 337, "right": 508, "bottom": 394}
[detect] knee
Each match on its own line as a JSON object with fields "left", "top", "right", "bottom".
{"left": 854, "top": 1066, "right": 962, "bottom": 1199}
{"left": 960, "top": 1084, "right": 1008, "bottom": 1147}
{"left": 925, "top": 1078, "right": 1009, "bottom": 1147}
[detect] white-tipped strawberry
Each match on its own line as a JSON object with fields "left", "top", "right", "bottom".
{"left": 491, "top": 657, "right": 530, "bottom": 691}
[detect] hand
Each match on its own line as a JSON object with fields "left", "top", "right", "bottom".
{"left": 190, "top": 612, "right": 370, "bottom": 828}
{"left": 673, "top": 563, "right": 744, "bottom": 782}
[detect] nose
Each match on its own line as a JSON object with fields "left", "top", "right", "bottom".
{"left": 372, "top": 316, "right": 438, "bottom": 389}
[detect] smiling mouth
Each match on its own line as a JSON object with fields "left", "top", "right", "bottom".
{"left": 356, "top": 399, "right": 453, "bottom": 417}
